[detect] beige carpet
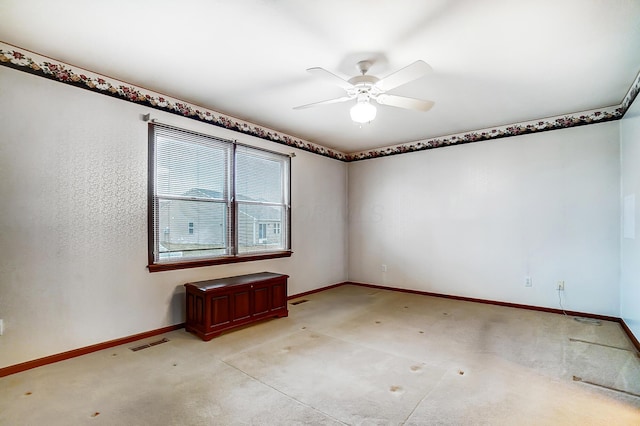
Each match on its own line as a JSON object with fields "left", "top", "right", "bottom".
{"left": 1, "top": 284, "right": 639, "bottom": 425}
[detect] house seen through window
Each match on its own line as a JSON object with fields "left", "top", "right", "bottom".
{"left": 148, "top": 123, "right": 291, "bottom": 270}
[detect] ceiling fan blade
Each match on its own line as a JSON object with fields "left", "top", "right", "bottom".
{"left": 375, "top": 60, "right": 432, "bottom": 91}
{"left": 376, "top": 94, "right": 434, "bottom": 111}
{"left": 307, "top": 67, "right": 354, "bottom": 91}
{"left": 293, "top": 96, "right": 353, "bottom": 110}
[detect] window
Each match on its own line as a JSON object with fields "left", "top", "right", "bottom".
{"left": 258, "top": 223, "right": 267, "bottom": 240}
{"left": 273, "top": 223, "right": 281, "bottom": 234}
{"left": 148, "top": 123, "right": 291, "bottom": 271}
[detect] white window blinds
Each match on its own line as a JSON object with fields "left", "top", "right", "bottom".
{"left": 149, "top": 123, "right": 290, "bottom": 266}
{"left": 236, "top": 145, "right": 290, "bottom": 254}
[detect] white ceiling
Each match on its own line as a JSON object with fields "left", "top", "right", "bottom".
{"left": 2, "top": 0, "right": 639, "bottom": 154}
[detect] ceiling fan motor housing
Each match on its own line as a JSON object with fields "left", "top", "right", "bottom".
{"left": 347, "top": 75, "right": 382, "bottom": 101}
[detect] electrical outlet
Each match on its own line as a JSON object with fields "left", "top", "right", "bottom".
{"left": 557, "top": 281, "right": 565, "bottom": 291}
{"left": 0, "top": 319, "right": 3, "bottom": 336}
{"left": 381, "top": 264, "right": 387, "bottom": 272}
{"left": 525, "top": 276, "right": 532, "bottom": 287}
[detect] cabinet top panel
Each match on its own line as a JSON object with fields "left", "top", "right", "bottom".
{"left": 185, "top": 272, "right": 288, "bottom": 291}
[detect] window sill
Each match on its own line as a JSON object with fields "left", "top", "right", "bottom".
{"left": 147, "top": 251, "right": 293, "bottom": 272}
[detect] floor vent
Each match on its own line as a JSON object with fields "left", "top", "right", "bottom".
{"left": 130, "top": 338, "right": 169, "bottom": 352}
{"left": 290, "top": 299, "right": 309, "bottom": 305}
{"left": 573, "top": 316, "right": 601, "bottom": 326}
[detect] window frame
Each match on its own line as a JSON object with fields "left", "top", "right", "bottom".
{"left": 147, "top": 123, "right": 292, "bottom": 272}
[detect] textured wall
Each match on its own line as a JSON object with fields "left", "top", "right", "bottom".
{"left": 621, "top": 96, "right": 640, "bottom": 342}
{"left": 0, "top": 61, "right": 632, "bottom": 368}
{"left": 0, "top": 67, "right": 348, "bottom": 368}
{"left": 348, "top": 123, "right": 621, "bottom": 315}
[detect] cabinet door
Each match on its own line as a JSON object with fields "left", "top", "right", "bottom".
{"left": 231, "top": 286, "right": 251, "bottom": 322}
{"left": 186, "top": 292, "right": 204, "bottom": 325}
{"left": 253, "top": 284, "right": 271, "bottom": 316}
{"left": 271, "top": 280, "right": 287, "bottom": 311}
{"left": 210, "top": 294, "right": 231, "bottom": 328}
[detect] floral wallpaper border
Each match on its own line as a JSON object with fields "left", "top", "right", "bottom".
{"left": 1, "top": 42, "right": 639, "bottom": 163}
{"left": 0, "top": 43, "right": 347, "bottom": 161}
{"left": 346, "top": 105, "right": 625, "bottom": 161}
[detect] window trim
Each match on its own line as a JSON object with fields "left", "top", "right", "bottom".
{"left": 147, "top": 122, "right": 292, "bottom": 272}
{"left": 147, "top": 251, "right": 293, "bottom": 272}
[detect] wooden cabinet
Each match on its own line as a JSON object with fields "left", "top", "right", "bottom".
{"left": 184, "top": 272, "right": 288, "bottom": 341}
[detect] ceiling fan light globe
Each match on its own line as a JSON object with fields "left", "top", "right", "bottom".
{"left": 350, "top": 101, "right": 377, "bottom": 123}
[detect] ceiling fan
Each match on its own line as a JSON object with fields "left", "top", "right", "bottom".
{"left": 294, "top": 59, "right": 434, "bottom": 123}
